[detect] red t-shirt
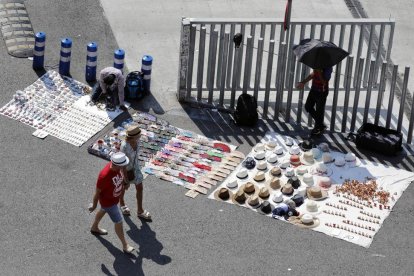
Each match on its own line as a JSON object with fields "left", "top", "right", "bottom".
{"left": 96, "top": 163, "right": 124, "bottom": 208}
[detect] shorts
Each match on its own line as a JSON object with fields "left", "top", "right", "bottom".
{"left": 101, "top": 204, "right": 123, "bottom": 224}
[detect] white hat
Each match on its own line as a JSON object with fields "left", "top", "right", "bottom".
{"left": 257, "top": 161, "right": 267, "bottom": 170}
{"left": 254, "top": 143, "right": 266, "bottom": 152}
{"left": 272, "top": 192, "right": 284, "bottom": 203}
{"left": 303, "top": 173, "right": 314, "bottom": 186}
{"left": 318, "top": 176, "right": 332, "bottom": 189}
{"left": 266, "top": 139, "right": 278, "bottom": 149}
{"left": 318, "top": 142, "right": 330, "bottom": 152}
{"left": 279, "top": 159, "right": 290, "bottom": 169}
{"left": 285, "top": 167, "right": 295, "bottom": 178}
{"left": 285, "top": 137, "right": 294, "bottom": 146}
{"left": 334, "top": 156, "right": 346, "bottom": 167}
{"left": 300, "top": 151, "right": 315, "bottom": 165}
{"left": 315, "top": 163, "right": 328, "bottom": 174}
{"left": 345, "top": 152, "right": 356, "bottom": 162}
{"left": 322, "top": 152, "right": 334, "bottom": 164}
{"left": 306, "top": 200, "right": 319, "bottom": 213}
{"left": 226, "top": 179, "right": 239, "bottom": 189}
{"left": 296, "top": 166, "right": 308, "bottom": 176}
{"left": 111, "top": 152, "right": 129, "bottom": 167}
{"left": 254, "top": 171, "right": 266, "bottom": 182}
{"left": 297, "top": 186, "right": 307, "bottom": 197}
{"left": 254, "top": 151, "right": 266, "bottom": 160}
{"left": 274, "top": 146, "right": 284, "bottom": 155}
{"left": 236, "top": 168, "right": 249, "bottom": 179}
{"left": 267, "top": 153, "right": 278, "bottom": 164}
{"left": 289, "top": 145, "right": 301, "bottom": 155}
{"left": 312, "top": 148, "right": 322, "bottom": 159}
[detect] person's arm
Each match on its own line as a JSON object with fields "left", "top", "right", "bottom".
{"left": 118, "top": 74, "right": 126, "bottom": 106}
{"left": 99, "top": 72, "right": 107, "bottom": 94}
{"left": 89, "top": 188, "right": 101, "bottom": 212}
{"left": 296, "top": 72, "right": 314, "bottom": 89}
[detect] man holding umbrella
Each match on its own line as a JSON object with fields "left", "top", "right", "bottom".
{"left": 296, "top": 67, "right": 332, "bottom": 136}
{"left": 293, "top": 38, "right": 349, "bottom": 136}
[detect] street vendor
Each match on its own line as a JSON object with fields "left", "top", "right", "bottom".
{"left": 91, "top": 66, "right": 127, "bottom": 111}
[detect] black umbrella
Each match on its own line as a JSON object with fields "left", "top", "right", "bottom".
{"left": 293, "top": 39, "right": 349, "bottom": 69}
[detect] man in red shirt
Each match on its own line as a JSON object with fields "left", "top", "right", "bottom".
{"left": 88, "top": 152, "right": 134, "bottom": 254}
{"left": 296, "top": 67, "right": 333, "bottom": 136}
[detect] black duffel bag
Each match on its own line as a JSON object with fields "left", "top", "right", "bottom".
{"left": 348, "top": 123, "right": 403, "bottom": 156}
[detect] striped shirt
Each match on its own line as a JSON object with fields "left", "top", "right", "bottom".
{"left": 99, "top": 67, "right": 125, "bottom": 105}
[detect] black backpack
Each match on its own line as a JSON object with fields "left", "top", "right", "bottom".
{"left": 124, "top": 71, "right": 145, "bottom": 100}
{"left": 233, "top": 94, "right": 258, "bottom": 126}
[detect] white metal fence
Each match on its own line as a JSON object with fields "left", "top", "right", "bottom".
{"left": 177, "top": 18, "right": 414, "bottom": 143}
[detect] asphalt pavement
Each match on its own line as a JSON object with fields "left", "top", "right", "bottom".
{"left": 0, "top": 0, "right": 414, "bottom": 275}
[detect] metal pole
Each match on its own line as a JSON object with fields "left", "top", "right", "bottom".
{"left": 186, "top": 24, "right": 197, "bottom": 99}
{"left": 374, "top": 62, "right": 387, "bottom": 125}
{"left": 285, "top": 55, "right": 296, "bottom": 123}
{"left": 363, "top": 24, "right": 374, "bottom": 87}
{"left": 341, "top": 56, "right": 354, "bottom": 132}
{"left": 263, "top": 40, "right": 275, "bottom": 119}
{"left": 397, "top": 67, "right": 410, "bottom": 132}
{"left": 226, "top": 24, "right": 235, "bottom": 89}
{"left": 330, "top": 63, "right": 342, "bottom": 131}
{"left": 274, "top": 42, "right": 287, "bottom": 120}
{"left": 216, "top": 24, "right": 225, "bottom": 88}
{"left": 196, "top": 27, "right": 207, "bottom": 102}
{"left": 363, "top": 60, "right": 376, "bottom": 124}
{"left": 242, "top": 36, "right": 254, "bottom": 93}
{"left": 230, "top": 46, "right": 240, "bottom": 109}
{"left": 219, "top": 32, "right": 230, "bottom": 107}
{"left": 208, "top": 29, "right": 219, "bottom": 104}
{"left": 253, "top": 38, "right": 264, "bottom": 100}
{"left": 350, "top": 57, "right": 364, "bottom": 132}
{"left": 385, "top": 65, "right": 398, "bottom": 128}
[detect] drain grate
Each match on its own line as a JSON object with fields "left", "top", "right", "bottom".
{"left": 0, "top": 0, "right": 34, "bottom": 57}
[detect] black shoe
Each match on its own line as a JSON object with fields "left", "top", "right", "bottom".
{"left": 310, "top": 128, "right": 322, "bottom": 136}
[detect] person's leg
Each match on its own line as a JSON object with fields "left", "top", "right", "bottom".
{"left": 136, "top": 183, "right": 144, "bottom": 214}
{"left": 114, "top": 222, "right": 130, "bottom": 249}
{"left": 304, "top": 89, "right": 318, "bottom": 121}
{"left": 91, "top": 209, "right": 106, "bottom": 232}
{"left": 105, "top": 204, "right": 134, "bottom": 252}
{"left": 119, "top": 188, "right": 131, "bottom": 215}
{"left": 91, "top": 83, "right": 103, "bottom": 103}
{"left": 314, "top": 92, "right": 328, "bottom": 129}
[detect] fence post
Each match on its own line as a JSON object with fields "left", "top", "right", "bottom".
{"left": 33, "top": 32, "right": 46, "bottom": 70}
{"left": 374, "top": 62, "right": 387, "bottom": 125}
{"left": 362, "top": 59, "right": 376, "bottom": 125}
{"left": 85, "top": 42, "right": 98, "bottom": 82}
{"left": 397, "top": 67, "right": 410, "bottom": 133}
{"left": 263, "top": 40, "right": 275, "bottom": 119}
{"left": 386, "top": 65, "right": 398, "bottom": 128}
{"left": 59, "top": 38, "right": 72, "bottom": 76}
{"left": 177, "top": 18, "right": 191, "bottom": 102}
{"left": 341, "top": 56, "right": 354, "bottom": 132}
{"left": 218, "top": 32, "right": 230, "bottom": 107}
{"left": 350, "top": 57, "right": 364, "bottom": 132}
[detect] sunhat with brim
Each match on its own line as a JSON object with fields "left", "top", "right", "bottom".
{"left": 287, "top": 176, "right": 301, "bottom": 189}
{"left": 289, "top": 155, "right": 301, "bottom": 167}
{"left": 111, "top": 152, "right": 130, "bottom": 167}
{"left": 240, "top": 182, "right": 258, "bottom": 196}
{"left": 254, "top": 171, "right": 266, "bottom": 182}
{"left": 318, "top": 176, "right": 332, "bottom": 189}
{"left": 334, "top": 156, "right": 346, "bottom": 167}
{"left": 246, "top": 194, "right": 262, "bottom": 209}
{"left": 254, "top": 151, "right": 266, "bottom": 160}
{"left": 226, "top": 179, "right": 239, "bottom": 190}
{"left": 289, "top": 214, "right": 320, "bottom": 228}
{"left": 213, "top": 187, "right": 233, "bottom": 201}
{"left": 285, "top": 137, "right": 294, "bottom": 147}
{"left": 322, "top": 152, "right": 335, "bottom": 164}
{"left": 266, "top": 139, "right": 278, "bottom": 150}
{"left": 254, "top": 143, "right": 266, "bottom": 152}
{"left": 274, "top": 146, "right": 284, "bottom": 156}
{"left": 296, "top": 166, "right": 308, "bottom": 176}
{"left": 267, "top": 153, "right": 278, "bottom": 164}
{"left": 279, "top": 159, "right": 291, "bottom": 170}
{"left": 300, "top": 151, "right": 315, "bottom": 166}
{"left": 298, "top": 139, "right": 313, "bottom": 152}
{"left": 306, "top": 186, "right": 328, "bottom": 201}
{"left": 289, "top": 145, "right": 301, "bottom": 155}
{"left": 281, "top": 183, "right": 294, "bottom": 196}
{"left": 267, "top": 177, "right": 282, "bottom": 190}
{"left": 231, "top": 188, "right": 248, "bottom": 205}
{"left": 257, "top": 201, "right": 275, "bottom": 215}
{"left": 344, "top": 153, "right": 361, "bottom": 167}
{"left": 301, "top": 173, "right": 314, "bottom": 186}
{"left": 126, "top": 125, "right": 141, "bottom": 138}
{"left": 270, "top": 167, "right": 282, "bottom": 177}
{"left": 236, "top": 168, "right": 249, "bottom": 179}
{"left": 272, "top": 192, "right": 284, "bottom": 204}
{"left": 258, "top": 187, "right": 270, "bottom": 199}
{"left": 306, "top": 200, "right": 320, "bottom": 213}
{"left": 284, "top": 167, "right": 295, "bottom": 178}
{"left": 310, "top": 163, "right": 333, "bottom": 177}
{"left": 256, "top": 161, "right": 268, "bottom": 171}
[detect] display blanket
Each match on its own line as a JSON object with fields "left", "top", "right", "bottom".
{"left": 0, "top": 71, "right": 124, "bottom": 146}
{"left": 88, "top": 113, "right": 242, "bottom": 197}
{"left": 208, "top": 132, "right": 414, "bottom": 248}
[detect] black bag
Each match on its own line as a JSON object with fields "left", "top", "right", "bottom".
{"left": 124, "top": 71, "right": 145, "bottom": 100}
{"left": 233, "top": 94, "right": 258, "bottom": 126}
{"left": 126, "top": 169, "right": 135, "bottom": 181}
{"left": 352, "top": 123, "right": 403, "bottom": 156}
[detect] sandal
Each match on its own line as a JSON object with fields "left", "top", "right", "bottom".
{"left": 137, "top": 210, "right": 152, "bottom": 220}
{"left": 123, "top": 245, "right": 135, "bottom": 254}
{"left": 121, "top": 205, "right": 131, "bottom": 216}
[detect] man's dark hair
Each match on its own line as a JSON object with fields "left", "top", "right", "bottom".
{"left": 103, "top": 74, "right": 116, "bottom": 85}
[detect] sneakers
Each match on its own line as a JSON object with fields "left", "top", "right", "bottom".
{"left": 310, "top": 125, "right": 327, "bottom": 136}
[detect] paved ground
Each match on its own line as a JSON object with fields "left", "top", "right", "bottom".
{"left": 0, "top": 0, "right": 414, "bottom": 275}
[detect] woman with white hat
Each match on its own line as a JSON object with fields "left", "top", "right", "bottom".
{"left": 119, "top": 125, "right": 151, "bottom": 220}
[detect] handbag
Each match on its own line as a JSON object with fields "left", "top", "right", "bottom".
{"left": 126, "top": 145, "right": 138, "bottom": 181}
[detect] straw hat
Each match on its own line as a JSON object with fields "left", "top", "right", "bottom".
{"left": 267, "top": 153, "right": 278, "bottom": 164}
{"left": 246, "top": 194, "right": 261, "bottom": 209}
{"left": 281, "top": 183, "right": 294, "bottom": 196}
{"left": 289, "top": 213, "right": 320, "bottom": 228}
{"left": 300, "top": 151, "right": 315, "bottom": 166}
{"left": 274, "top": 146, "right": 284, "bottom": 156}
{"left": 270, "top": 167, "right": 282, "bottom": 177}
{"left": 232, "top": 188, "right": 247, "bottom": 205}
{"left": 126, "top": 125, "right": 141, "bottom": 138}
{"left": 254, "top": 171, "right": 266, "bottom": 182}
{"left": 318, "top": 176, "right": 332, "bottom": 189}
{"left": 226, "top": 179, "right": 239, "bottom": 190}
{"left": 254, "top": 151, "right": 266, "bottom": 160}
{"left": 322, "top": 152, "right": 334, "bottom": 164}
{"left": 272, "top": 192, "right": 284, "bottom": 204}
{"left": 254, "top": 143, "right": 266, "bottom": 152}
{"left": 267, "top": 177, "right": 282, "bottom": 190}
{"left": 266, "top": 139, "right": 278, "bottom": 150}
{"left": 256, "top": 161, "right": 267, "bottom": 171}
{"left": 306, "top": 186, "right": 328, "bottom": 201}
{"left": 258, "top": 187, "right": 270, "bottom": 199}
{"left": 213, "top": 187, "right": 233, "bottom": 201}
{"left": 236, "top": 168, "right": 249, "bottom": 179}
{"left": 240, "top": 182, "right": 257, "bottom": 195}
